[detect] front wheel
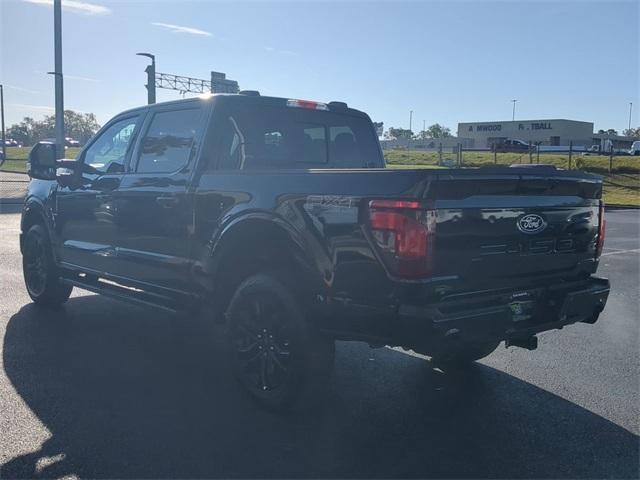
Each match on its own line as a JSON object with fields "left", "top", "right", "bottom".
{"left": 225, "top": 273, "right": 334, "bottom": 411}
{"left": 22, "top": 224, "right": 73, "bottom": 307}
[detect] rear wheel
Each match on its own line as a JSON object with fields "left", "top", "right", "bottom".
{"left": 225, "top": 273, "right": 334, "bottom": 411}
{"left": 22, "top": 224, "right": 72, "bottom": 307}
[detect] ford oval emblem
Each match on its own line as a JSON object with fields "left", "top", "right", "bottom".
{"left": 517, "top": 214, "right": 547, "bottom": 234}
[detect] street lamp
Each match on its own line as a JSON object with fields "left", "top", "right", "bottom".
{"left": 136, "top": 52, "right": 156, "bottom": 104}
{"left": 511, "top": 99, "right": 517, "bottom": 121}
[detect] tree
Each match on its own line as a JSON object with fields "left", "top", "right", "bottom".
{"left": 6, "top": 117, "right": 38, "bottom": 147}
{"left": 62, "top": 110, "right": 101, "bottom": 145}
{"left": 597, "top": 128, "right": 619, "bottom": 136}
{"left": 424, "top": 123, "right": 452, "bottom": 139}
{"left": 623, "top": 127, "right": 640, "bottom": 138}
{"left": 6, "top": 110, "right": 100, "bottom": 146}
{"left": 385, "top": 127, "right": 413, "bottom": 140}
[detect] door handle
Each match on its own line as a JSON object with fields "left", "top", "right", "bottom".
{"left": 156, "top": 196, "right": 180, "bottom": 208}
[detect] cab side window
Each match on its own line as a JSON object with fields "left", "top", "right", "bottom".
{"left": 136, "top": 108, "right": 202, "bottom": 174}
{"left": 83, "top": 116, "right": 139, "bottom": 174}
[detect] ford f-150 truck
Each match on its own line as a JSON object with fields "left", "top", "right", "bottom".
{"left": 22, "top": 93, "right": 609, "bottom": 409}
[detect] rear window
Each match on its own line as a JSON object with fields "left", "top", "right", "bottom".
{"left": 213, "top": 103, "right": 382, "bottom": 170}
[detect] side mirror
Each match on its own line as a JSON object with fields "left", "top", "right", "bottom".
{"left": 27, "top": 142, "right": 58, "bottom": 180}
{"left": 55, "top": 158, "right": 103, "bottom": 188}
{"left": 56, "top": 159, "right": 81, "bottom": 188}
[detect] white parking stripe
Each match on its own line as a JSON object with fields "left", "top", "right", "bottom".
{"left": 600, "top": 248, "right": 640, "bottom": 257}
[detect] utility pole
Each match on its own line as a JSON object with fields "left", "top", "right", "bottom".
{"left": 136, "top": 53, "right": 156, "bottom": 104}
{"left": 0, "top": 85, "right": 6, "bottom": 163}
{"left": 53, "top": 0, "right": 64, "bottom": 157}
{"left": 629, "top": 102, "right": 633, "bottom": 132}
{"left": 511, "top": 99, "right": 517, "bottom": 121}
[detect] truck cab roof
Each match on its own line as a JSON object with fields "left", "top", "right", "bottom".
{"left": 117, "top": 93, "right": 369, "bottom": 120}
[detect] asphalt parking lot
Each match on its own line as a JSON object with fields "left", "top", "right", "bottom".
{"left": 0, "top": 206, "right": 638, "bottom": 479}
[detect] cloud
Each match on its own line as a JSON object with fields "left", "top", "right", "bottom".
{"left": 23, "top": 0, "right": 111, "bottom": 16}
{"left": 151, "top": 22, "right": 212, "bottom": 37}
{"left": 3, "top": 85, "right": 40, "bottom": 94}
{"left": 66, "top": 74, "right": 100, "bottom": 82}
{"left": 9, "top": 103, "right": 87, "bottom": 115}
{"left": 264, "top": 46, "right": 297, "bottom": 56}
{"left": 33, "top": 70, "right": 100, "bottom": 83}
{"left": 8, "top": 103, "right": 55, "bottom": 113}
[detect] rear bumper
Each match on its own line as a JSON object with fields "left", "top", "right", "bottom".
{"left": 392, "top": 276, "right": 609, "bottom": 352}
{"left": 322, "top": 276, "right": 610, "bottom": 353}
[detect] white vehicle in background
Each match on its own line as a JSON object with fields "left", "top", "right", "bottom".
{"left": 584, "top": 140, "right": 631, "bottom": 156}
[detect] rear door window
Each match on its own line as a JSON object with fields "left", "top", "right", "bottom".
{"left": 135, "top": 108, "right": 202, "bottom": 174}
{"left": 212, "top": 103, "right": 381, "bottom": 170}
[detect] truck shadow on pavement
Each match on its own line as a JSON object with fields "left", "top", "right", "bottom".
{"left": 2, "top": 296, "right": 639, "bottom": 479}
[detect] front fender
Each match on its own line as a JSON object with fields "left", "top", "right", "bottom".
{"left": 21, "top": 180, "right": 58, "bottom": 256}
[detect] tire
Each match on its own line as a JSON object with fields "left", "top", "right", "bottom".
{"left": 225, "top": 273, "right": 334, "bottom": 411}
{"left": 432, "top": 340, "right": 500, "bottom": 370}
{"left": 22, "top": 224, "right": 73, "bottom": 307}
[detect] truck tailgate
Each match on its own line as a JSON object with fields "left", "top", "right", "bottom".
{"left": 427, "top": 170, "right": 603, "bottom": 287}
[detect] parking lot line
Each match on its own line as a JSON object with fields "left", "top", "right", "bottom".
{"left": 600, "top": 248, "right": 640, "bottom": 257}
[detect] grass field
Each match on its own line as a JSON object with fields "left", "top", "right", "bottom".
{"left": 1, "top": 146, "right": 81, "bottom": 164}
{"left": 2, "top": 147, "right": 638, "bottom": 206}
{"left": 384, "top": 149, "right": 640, "bottom": 174}
{"left": 384, "top": 151, "right": 639, "bottom": 206}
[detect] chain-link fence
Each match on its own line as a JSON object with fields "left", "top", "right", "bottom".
{"left": 384, "top": 144, "right": 640, "bottom": 175}
{"left": 0, "top": 171, "right": 29, "bottom": 204}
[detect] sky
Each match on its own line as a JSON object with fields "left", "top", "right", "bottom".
{"left": 0, "top": 0, "right": 638, "bottom": 135}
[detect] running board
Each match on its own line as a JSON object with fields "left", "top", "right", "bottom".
{"left": 60, "top": 275, "right": 180, "bottom": 313}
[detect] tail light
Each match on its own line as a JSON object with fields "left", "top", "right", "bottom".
{"left": 367, "top": 199, "right": 436, "bottom": 279}
{"left": 596, "top": 200, "right": 606, "bottom": 258}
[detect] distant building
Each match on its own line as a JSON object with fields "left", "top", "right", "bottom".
{"left": 380, "top": 119, "right": 637, "bottom": 151}
{"left": 380, "top": 136, "right": 472, "bottom": 151}
{"left": 591, "top": 133, "right": 636, "bottom": 150}
{"left": 457, "top": 119, "right": 594, "bottom": 148}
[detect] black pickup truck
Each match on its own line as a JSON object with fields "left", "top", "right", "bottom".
{"left": 22, "top": 93, "right": 609, "bottom": 409}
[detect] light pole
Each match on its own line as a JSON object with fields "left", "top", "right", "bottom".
{"left": 511, "top": 99, "right": 517, "bottom": 121}
{"left": 629, "top": 102, "right": 633, "bottom": 132}
{"left": 409, "top": 110, "right": 413, "bottom": 133}
{"left": 52, "top": 0, "right": 64, "bottom": 157}
{"left": 0, "top": 84, "right": 6, "bottom": 163}
{"left": 136, "top": 52, "right": 156, "bottom": 104}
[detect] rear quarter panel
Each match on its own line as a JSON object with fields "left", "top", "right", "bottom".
{"left": 192, "top": 169, "right": 435, "bottom": 307}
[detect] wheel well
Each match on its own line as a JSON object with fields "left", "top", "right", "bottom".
{"left": 22, "top": 208, "right": 45, "bottom": 233}
{"left": 20, "top": 208, "right": 47, "bottom": 253}
{"left": 209, "top": 220, "right": 316, "bottom": 317}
